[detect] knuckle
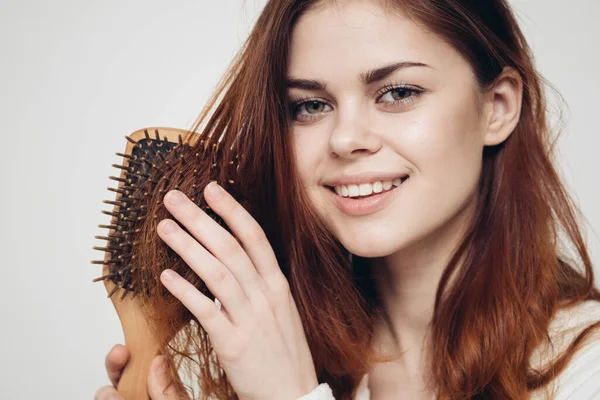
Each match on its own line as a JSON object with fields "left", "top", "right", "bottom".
{"left": 217, "top": 236, "right": 240, "bottom": 255}
{"left": 271, "top": 276, "right": 291, "bottom": 296}
{"left": 246, "top": 224, "right": 267, "bottom": 245}
{"left": 195, "top": 302, "right": 217, "bottom": 321}
{"left": 191, "top": 206, "right": 205, "bottom": 226}
{"left": 180, "top": 238, "right": 195, "bottom": 255}
{"left": 179, "top": 285, "right": 197, "bottom": 304}
{"left": 208, "top": 265, "right": 229, "bottom": 284}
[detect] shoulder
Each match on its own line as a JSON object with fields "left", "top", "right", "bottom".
{"left": 532, "top": 300, "right": 600, "bottom": 400}
{"left": 550, "top": 300, "right": 600, "bottom": 354}
{"left": 552, "top": 300, "right": 600, "bottom": 331}
{"left": 551, "top": 329, "right": 600, "bottom": 399}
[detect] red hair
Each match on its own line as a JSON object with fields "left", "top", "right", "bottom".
{"left": 136, "top": 1, "right": 600, "bottom": 398}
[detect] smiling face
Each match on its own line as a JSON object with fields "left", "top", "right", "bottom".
{"left": 287, "top": 1, "right": 491, "bottom": 258}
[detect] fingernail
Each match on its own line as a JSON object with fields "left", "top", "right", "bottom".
{"left": 160, "top": 220, "right": 177, "bottom": 234}
{"left": 166, "top": 190, "right": 184, "bottom": 205}
{"left": 161, "top": 269, "right": 176, "bottom": 282}
{"left": 206, "top": 181, "right": 222, "bottom": 199}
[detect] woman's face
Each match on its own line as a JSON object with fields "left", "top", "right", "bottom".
{"left": 287, "top": 1, "right": 489, "bottom": 258}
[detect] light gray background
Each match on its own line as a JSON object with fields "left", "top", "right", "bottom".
{"left": 0, "top": 1, "right": 598, "bottom": 399}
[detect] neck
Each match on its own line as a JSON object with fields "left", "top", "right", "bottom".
{"left": 368, "top": 196, "right": 477, "bottom": 362}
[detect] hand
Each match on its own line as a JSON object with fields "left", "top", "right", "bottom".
{"left": 94, "top": 344, "right": 187, "bottom": 399}
{"left": 156, "top": 182, "right": 319, "bottom": 400}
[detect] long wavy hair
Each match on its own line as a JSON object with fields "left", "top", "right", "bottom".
{"left": 135, "top": 0, "right": 600, "bottom": 399}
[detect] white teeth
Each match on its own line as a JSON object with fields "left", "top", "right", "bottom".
{"left": 358, "top": 183, "right": 372, "bottom": 196}
{"left": 333, "top": 177, "right": 407, "bottom": 198}
{"left": 373, "top": 181, "right": 383, "bottom": 193}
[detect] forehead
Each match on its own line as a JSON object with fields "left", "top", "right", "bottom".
{"left": 288, "top": 1, "right": 465, "bottom": 79}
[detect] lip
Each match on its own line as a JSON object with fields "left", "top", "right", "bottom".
{"left": 326, "top": 178, "right": 407, "bottom": 216}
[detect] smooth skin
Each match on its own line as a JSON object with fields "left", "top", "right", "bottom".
{"left": 95, "top": 182, "right": 319, "bottom": 400}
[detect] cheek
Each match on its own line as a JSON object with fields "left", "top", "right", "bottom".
{"left": 404, "top": 89, "right": 484, "bottom": 185}
{"left": 395, "top": 96, "right": 485, "bottom": 221}
{"left": 417, "top": 125, "right": 482, "bottom": 190}
{"left": 292, "top": 131, "right": 326, "bottom": 190}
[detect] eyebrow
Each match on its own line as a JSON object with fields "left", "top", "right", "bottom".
{"left": 286, "top": 61, "right": 432, "bottom": 91}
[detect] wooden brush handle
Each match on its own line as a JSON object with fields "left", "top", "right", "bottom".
{"left": 104, "top": 280, "right": 159, "bottom": 399}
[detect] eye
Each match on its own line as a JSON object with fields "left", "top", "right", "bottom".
{"left": 289, "top": 98, "right": 333, "bottom": 122}
{"left": 376, "top": 85, "right": 422, "bottom": 106}
{"left": 303, "top": 101, "right": 326, "bottom": 114}
{"left": 288, "top": 84, "right": 423, "bottom": 123}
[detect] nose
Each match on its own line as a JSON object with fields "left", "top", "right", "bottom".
{"left": 328, "top": 100, "right": 382, "bottom": 159}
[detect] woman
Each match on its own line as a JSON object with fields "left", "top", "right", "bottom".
{"left": 95, "top": 0, "right": 600, "bottom": 399}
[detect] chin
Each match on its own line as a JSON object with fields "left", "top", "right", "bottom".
{"left": 339, "top": 223, "right": 436, "bottom": 259}
{"left": 342, "top": 238, "right": 407, "bottom": 258}
{"left": 349, "top": 247, "right": 393, "bottom": 258}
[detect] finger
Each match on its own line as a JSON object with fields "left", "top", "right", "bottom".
{"left": 202, "top": 185, "right": 296, "bottom": 337}
{"left": 203, "top": 183, "right": 281, "bottom": 281}
{"left": 163, "top": 189, "right": 264, "bottom": 299}
{"left": 160, "top": 269, "right": 233, "bottom": 346}
{"left": 157, "top": 218, "right": 249, "bottom": 323}
{"left": 95, "top": 385, "right": 123, "bottom": 400}
{"left": 147, "top": 356, "right": 189, "bottom": 400}
{"left": 105, "top": 344, "right": 130, "bottom": 387}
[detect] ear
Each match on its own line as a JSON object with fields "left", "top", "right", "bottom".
{"left": 482, "top": 67, "right": 523, "bottom": 146}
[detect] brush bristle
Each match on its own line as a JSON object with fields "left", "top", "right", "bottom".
{"left": 91, "top": 128, "right": 239, "bottom": 300}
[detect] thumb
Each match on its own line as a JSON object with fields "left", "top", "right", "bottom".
{"left": 147, "top": 356, "right": 185, "bottom": 400}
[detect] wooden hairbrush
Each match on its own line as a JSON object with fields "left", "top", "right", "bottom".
{"left": 91, "top": 127, "right": 243, "bottom": 399}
